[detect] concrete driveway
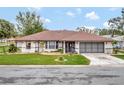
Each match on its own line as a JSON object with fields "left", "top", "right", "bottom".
{"left": 81, "top": 53, "right": 124, "bottom": 65}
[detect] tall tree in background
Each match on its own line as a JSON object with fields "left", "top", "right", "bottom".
{"left": 108, "top": 8, "right": 124, "bottom": 37}
{"left": 16, "top": 11, "right": 45, "bottom": 35}
{"left": 108, "top": 17, "right": 121, "bottom": 37}
{"left": 76, "top": 26, "right": 98, "bottom": 35}
{"left": 119, "top": 8, "right": 124, "bottom": 32}
{"left": 98, "top": 28, "right": 123, "bottom": 35}
{"left": 0, "top": 19, "right": 16, "bottom": 38}
{"left": 76, "top": 26, "right": 93, "bottom": 33}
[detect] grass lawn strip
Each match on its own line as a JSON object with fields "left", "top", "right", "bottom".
{"left": 0, "top": 54, "right": 90, "bottom": 65}
{"left": 0, "top": 46, "right": 9, "bottom": 53}
{"left": 113, "top": 55, "right": 124, "bottom": 60}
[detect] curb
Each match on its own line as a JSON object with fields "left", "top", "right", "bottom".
{"left": 0, "top": 65, "right": 90, "bottom": 68}
{"left": 0, "top": 64, "right": 124, "bottom": 68}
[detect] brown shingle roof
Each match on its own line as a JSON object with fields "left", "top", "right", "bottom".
{"left": 15, "top": 30, "right": 113, "bottom": 42}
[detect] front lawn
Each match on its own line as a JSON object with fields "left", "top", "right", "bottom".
{"left": 0, "top": 54, "right": 90, "bottom": 65}
{"left": 113, "top": 49, "right": 124, "bottom": 60}
{"left": 113, "top": 55, "right": 124, "bottom": 60}
{"left": 0, "top": 46, "right": 9, "bottom": 53}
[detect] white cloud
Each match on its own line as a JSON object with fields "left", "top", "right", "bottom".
{"left": 103, "top": 21, "right": 109, "bottom": 28}
{"left": 66, "top": 11, "right": 75, "bottom": 17}
{"left": 84, "top": 26, "right": 96, "bottom": 30}
{"left": 44, "top": 18, "right": 51, "bottom": 23}
{"left": 27, "top": 7, "right": 42, "bottom": 12}
{"left": 66, "top": 8, "right": 82, "bottom": 17}
{"left": 85, "top": 11, "right": 99, "bottom": 20}
{"left": 109, "top": 8, "right": 119, "bottom": 11}
{"left": 42, "top": 18, "right": 51, "bottom": 23}
{"left": 76, "top": 8, "right": 82, "bottom": 14}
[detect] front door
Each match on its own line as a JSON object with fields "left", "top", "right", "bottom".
{"left": 65, "top": 42, "right": 75, "bottom": 53}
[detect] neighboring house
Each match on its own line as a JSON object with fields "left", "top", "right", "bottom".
{"left": 14, "top": 30, "right": 113, "bottom": 54}
{"left": 0, "top": 38, "right": 8, "bottom": 43}
{"left": 102, "top": 35, "right": 124, "bottom": 49}
{"left": 0, "top": 38, "right": 8, "bottom": 46}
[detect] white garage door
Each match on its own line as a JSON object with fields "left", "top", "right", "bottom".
{"left": 79, "top": 42, "right": 104, "bottom": 53}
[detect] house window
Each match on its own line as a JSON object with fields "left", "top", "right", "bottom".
{"left": 49, "top": 41, "right": 56, "bottom": 49}
{"left": 26, "top": 42, "right": 31, "bottom": 49}
{"left": 45, "top": 41, "right": 57, "bottom": 49}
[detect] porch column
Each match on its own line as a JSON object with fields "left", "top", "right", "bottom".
{"left": 38, "top": 41, "right": 40, "bottom": 53}
{"left": 48, "top": 41, "right": 49, "bottom": 49}
{"left": 48, "top": 41, "right": 50, "bottom": 52}
{"left": 63, "top": 41, "right": 65, "bottom": 54}
{"left": 78, "top": 42, "right": 80, "bottom": 54}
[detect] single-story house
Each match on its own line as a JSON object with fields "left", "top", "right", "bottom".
{"left": 15, "top": 30, "right": 113, "bottom": 54}
{"left": 102, "top": 35, "right": 124, "bottom": 49}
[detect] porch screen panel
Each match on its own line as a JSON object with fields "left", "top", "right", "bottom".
{"left": 49, "top": 41, "right": 56, "bottom": 49}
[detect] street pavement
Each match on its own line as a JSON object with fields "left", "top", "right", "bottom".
{"left": 0, "top": 65, "right": 124, "bottom": 85}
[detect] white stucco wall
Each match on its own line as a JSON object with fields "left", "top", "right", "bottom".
{"left": 104, "top": 42, "right": 113, "bottom": 54}
{"left": 122, "top": 41, "right": 124, "bottom": 48}
{"left": 16, "top": 42, "right": 22, "bottom": 48}
{"left": 75, "top": 41, "right": 79, "bottom": 54}
{"left": 17, "top": 41, "right": 61, "bottom": 53}
{"left": 16, "top": 41, "right": 38, "bottom": 53}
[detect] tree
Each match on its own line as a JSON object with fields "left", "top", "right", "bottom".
{"left": 97, "top": 28, "right": 108, "bottom": 35}
{"left": 0, "top": 19, "right": 16, "bottom": 39}
{"left": 16, "top": 11, "right": 45, "bottom": 35}
{"left": 119, "top": 8, "right": 124, "bottom": 32}
{"left": 108, "top": 8, "right": 124, "bottom": 37}
{"left": 108, "top": 17, "right": 121, "bottom": 37}
{"left": 76, "top": 26, "right": 98, "bottom": 35}
{"left": 76, "top": 26, "right": 92, "bottom": 32}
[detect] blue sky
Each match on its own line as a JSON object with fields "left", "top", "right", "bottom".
{"left": 0, "top": 7, "right": 123, "bottom": 30}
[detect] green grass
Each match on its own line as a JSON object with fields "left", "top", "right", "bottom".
{"left": 117, "top": 51, "right": 124, "bottom": 55}
{"left": 0, "top": 46, "right": 9, "bottom": 53}
{"left": 0, "top": 42, "right": 6, "bottom": 45}
{"left": 113, "top": 55, "right": 124, "bottom": 60}
{"left": 0, "top": 54, "right": 90, "bottom": 65}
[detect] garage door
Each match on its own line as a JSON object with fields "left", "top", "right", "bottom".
{"left": 79, "top": 42, "right": 104, "bottom": 53}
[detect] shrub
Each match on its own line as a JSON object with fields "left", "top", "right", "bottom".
{"left": 8, "top": 44, "right": 17, "bottom": 53}
{"left": 112, "top": 41, "right": 117, "bottom": 45}
{"left": 113, "top": 48, "right": 118, "bottom": 54}
{"left": 57, "top": 48, "right": 63, "bottom": 53}
{"left": 58, "top": 56, "right": 64, "bottom": 61}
